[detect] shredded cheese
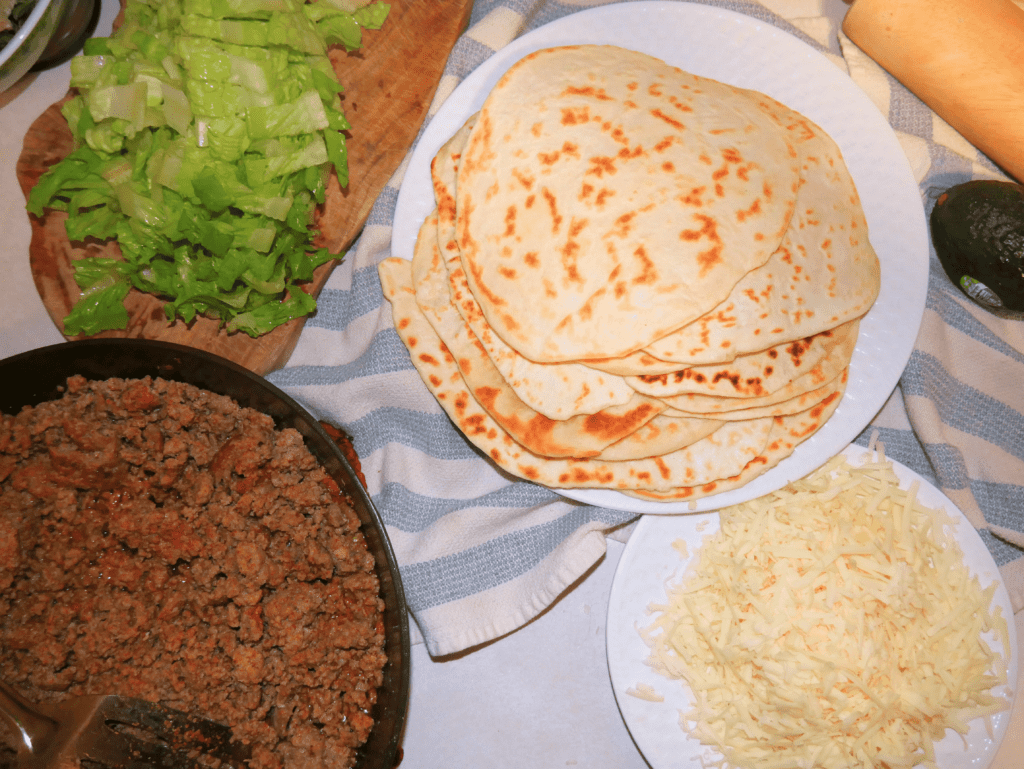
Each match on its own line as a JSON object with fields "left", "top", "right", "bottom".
{"left": 627, "top": 682, "right": 666, "bottom": 702}
{"left": 640, "top": 450, "right": 1012, "bottom": 769}
{"left": 673, "top": 538, "right": 691, "bottom": 559}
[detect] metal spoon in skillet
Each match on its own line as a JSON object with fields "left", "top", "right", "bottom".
{"left": 0, "top": 680, "right": 251, "bottom": 769}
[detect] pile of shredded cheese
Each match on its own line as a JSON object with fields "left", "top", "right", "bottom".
{"left": 640, "top": 449, "right": 1012, "bottom": 769}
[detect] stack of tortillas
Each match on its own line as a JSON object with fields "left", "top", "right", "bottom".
{"left": 379, "top": 45, "right": 881, "bottom": 503}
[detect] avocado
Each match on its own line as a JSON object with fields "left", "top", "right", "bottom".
{"left": 930, "top": 180, "right": 1024, "bottom": 317}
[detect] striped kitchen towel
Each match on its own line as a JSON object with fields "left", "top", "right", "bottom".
{"left": 269, "top": 0, "right": 1024, "bottom": 656}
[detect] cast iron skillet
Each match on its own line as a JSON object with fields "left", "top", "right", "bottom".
{"left": 0, "top": 338, "right": 410, "bottom": 769}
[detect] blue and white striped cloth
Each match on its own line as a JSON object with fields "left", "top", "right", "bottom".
{"left": 269, "top": 0, "right": 1024, "bottom": 656}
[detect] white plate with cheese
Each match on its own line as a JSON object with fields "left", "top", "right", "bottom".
{"left": 391, "top": 1, "right": 929, "bottom": 514}
{"left": 605, "top": 444, "right": 1018, "bottom": 769}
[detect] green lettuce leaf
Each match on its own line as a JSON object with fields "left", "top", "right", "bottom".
{"left": 27, "top": 0, "right": 390, "bottom": 338}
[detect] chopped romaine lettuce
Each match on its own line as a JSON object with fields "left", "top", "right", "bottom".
{"left": 28, "top": 0, "right": 390, "bottom": 338}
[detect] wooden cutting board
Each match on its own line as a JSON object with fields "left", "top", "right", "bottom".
{"left": 15, "top": 0, "right": 473, "bottom": 375}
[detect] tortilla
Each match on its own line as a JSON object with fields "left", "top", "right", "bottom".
{"left": 622, "top": 373, "right": 847, "bottom": 501}
{"left": 454, "top": 45, "right": 802, "bottom": 363}
{"left": 592, "top": 414, "right": 725, "bottom": 462}
{"left": 428, "top": 121, "right": 638, "bottom": 420}
{"left": 623, "top": 321, "right": 858, "bottom": 399}
{"left": 381, "top": 256, "right": 777, "bottom": 492}
{"left": 407, "top": 228, "right": 664, "bottom": 458}
{"left": 640, "top": 107, "right": 879, "bottom": 365}
{"left": 653, "top": 323, "right": 855, "bottom": 415}
{"left": 661, "top": 368, "right": 847, "bottom": 421}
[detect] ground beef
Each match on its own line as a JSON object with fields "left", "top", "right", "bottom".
{"left": 0, "top": 376, "right": 386, "bottom": 769}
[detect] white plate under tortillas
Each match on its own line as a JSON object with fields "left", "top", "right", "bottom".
{"left": 392, "top": 2, "right": 928, "bottom": 514}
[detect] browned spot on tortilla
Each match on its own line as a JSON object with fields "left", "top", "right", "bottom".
{"left": 638, "top": 373, "right": 668, "bottom": 385}
{"left": 512, "top": 169, "right": 534, "bottom": 190}
{"left": 679, "top": 214, "right": 717, "bottom": 243}
{"left": 461, "top": 413, "right": 489, "bottom": 436}
{"left": 610, "top": 211, "right": 636, "bottom": 238}
{"left": 668, "top": 95, "right": 694, "bottom": 113}
{"left": 587, "top": 156, "right": 617, "bottom": 177}
{"left": 581, "top": 401, "right": 660, "bottom": 441}
{"left": 679, "top": 186, "right": 706, "bottom": 207}
{"left": 653, "top": 456, "right": 671, "bottom": 480}
{"left": 560, "top": 239, "right": 582, "bottom": 284}
{"left": 562, "top": 85, "right": 614, "bottom": 101}
{"left": 650, "top": 108, "right": 684, "bottom": 130}
{"left": 678, "top": 214, "right": 725, "bottom": 276}
{"left": 561, "top": 106, "right": 591, "bottom": 125}
{"left": 518, "top": 462, "right": 540, "bottom": 480}
{"left": 524, "top": 251, "right": 539, "bottom": 268}
{"left": 736, "top": 198, "right": 762, "bottom": 222}
{"left": 785, "top": 336, "right": 811, "bottom": 365}
{"left": 560, "top": 218, "right": 588, "bottom": 278}
{"left": 542, "top": 188, "right": 562, "bottom": 233}
{"left": 461, "top": 113, "right": 494, "bottom": 176}
{"left": 631, "top": 245, "right": 657, "bottom": 286}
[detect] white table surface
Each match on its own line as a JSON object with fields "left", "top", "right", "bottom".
{"left": 1, "top": 2, "right": 1021, "bottom": 768}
